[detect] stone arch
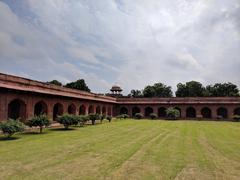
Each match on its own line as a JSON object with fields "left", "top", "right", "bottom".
{"left": 201, "top": 107, "right": 212, "bottom": 119}
{"left": 132, "top": 107, "right": 140, "bottom": 117}
{"left": 8, "top": 98, "right": 26, "bottom": 121}
{"left": 186, "top": 107, "right": 196, "bottom": 118}
{"left": 34, "top": 101, "right": 48, "bottom": 116}
{"left": 102, "top": 106, "right": 106, "bottom": 115}
{"left": 88, "top": 105, "right": 94, "bottom": 114}
{"left": 53, "top": 103, "right": 63, "bottom": 120}
{"left": 79, "top": 105, "right": 86, "bottom": 115}
{"left": 158, "top": 107, "right": 167, "bottom": 118}
{"left": 234, "top": 107, "right": 240, "bottom": 115}
{"left": 96, "top": 106, "right": 101, "bottom": 114}
{"left": 120, "top": 107, "right": 128, "bottom": 115}
{"left": 68, "top": 104, "right": 76, "bottom": 115}
{"left": 217, "top": 107, "right": 228, "bottom": 119}
{"left": 145, "top": 107, "right": 153, "bottom": 117}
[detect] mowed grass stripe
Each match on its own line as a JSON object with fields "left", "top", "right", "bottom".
{"left": 0, "top": 120, "right": 240, "bottom": 180}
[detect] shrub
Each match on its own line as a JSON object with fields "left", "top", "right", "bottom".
{"left": 100, "top": 114, "right": 106, "bottom": 123}
{"left": 150, "top": 113, "right": 157, "bottom": 120}
{"left": 116, "top": 114, "right": 129, "bottom": 119}
{"left": 135, "top": 113, "right": 143, "bottom": 119}
{"left": 106, "top": 116, "right": 112, "bottom": 122}
{"left": 75, "top": 115, "right": 89, "bottom": 127}
{"left": 166, "top": 108, "right": 180, "bottom": 120}
{"left": 0, "top": 119, "right": 25, "bottom": 138}
{"left": 233, "top": 115, "right": 240, "bottom": 122}
{"left": 57, "top": 114, "right": 78, "bottom": 129}
{"left": 27, "top": 115, "right": 50, "bottom": 133}
{"left": 88, "top": 113, "right": 100, "bottom": 125}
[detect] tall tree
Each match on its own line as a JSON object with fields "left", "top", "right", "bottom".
{"left": 205, "top": 83, "right": 239, "bottom": 97}
{"left": 176, "top": 81, "right": 205, "bottom": 97}
{"left": 143, "top": 83, "right": 173, "bottom": 97}
{"left": 128, "top": 89, "right": 143, "bottom": 97}
{"left": 64, "top": 79, "right": 91, "bottom": 92}
{"left": 47, "top": 80, "right": 62, "bottom": 86}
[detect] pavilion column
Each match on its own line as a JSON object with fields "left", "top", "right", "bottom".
{"left": 0, "top": 94, "right": 8, "bottom": 121}
{"left": 153, "top": 106, "right": 158, "bottom": 115}
{"left": 181, "top": 106, "right": 187, "bottom": 119}
{"left": 85, "top": 104, "right": 89, "bottom": 115}
{"left": 196, "top": 107, "right": 202, "bottom": 119}
{"left": 211, "top": 106, "right": 218, "bottom": 120}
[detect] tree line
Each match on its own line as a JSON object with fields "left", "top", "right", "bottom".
{"left": 47, "top": 79, "right": 91, "bottom": 92}
{"left": 128, "top": 81, "right": 240, "bottom": 97}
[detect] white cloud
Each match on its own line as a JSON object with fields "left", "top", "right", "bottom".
{"left": 0, "top": 0, "right": 240, "bottom": 95}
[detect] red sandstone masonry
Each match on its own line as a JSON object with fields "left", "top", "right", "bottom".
{"left": 0, "top": 73, "right": 240, "bottom": 121}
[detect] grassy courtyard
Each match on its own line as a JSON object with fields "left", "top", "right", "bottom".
{"left": 0, "top": 120, "right": 240, "bottom": 180}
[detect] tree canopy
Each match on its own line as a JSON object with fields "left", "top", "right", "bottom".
{"left": 176, "top": 81, "right": 205, "bottom": 97}
{"left": 128, "top": 89, "right": 143, "bottom": 97}
{"left": 205, "top": 83, "right": 239, "bottom": 97}
{"left": 143, "top": 83, "right": 173, "bottom": 97}
{"left": 47, "top": 80, "right": 62, "bottom": 86}
{"left": 176, "top": 81, "right": 239, "bottom": 97}
{"left": 64, "top": 79, "right": 91, "bottom": 92}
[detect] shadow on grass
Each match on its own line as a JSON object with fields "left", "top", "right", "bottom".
{"left": 21, "top": 131, "right": 48, "bottom": 135}
{"left": 0, "top": 136, "right": 20, "bottom": 141}
{"left": 50, "top": 128, "right": 75, "bottom": 131}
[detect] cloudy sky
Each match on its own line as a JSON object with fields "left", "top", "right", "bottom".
{"left": 0, "top": 0, "right": 239, "bottom": 94}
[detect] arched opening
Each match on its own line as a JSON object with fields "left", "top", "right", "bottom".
{"left": 79, "top": 105, "right": 86, "bottom": 115}
{"left": 158, "top": 107, "right": 167, "bottom": 118}
{"left": 145, "top": 107, "right": 153, "bottom": 117}
{"left": 217, "top": 107, "right": 228, "bottom": 119}
{"left": 8, "top": 99, "right": 26, "bottom": 121}
{"left": 68, "top": 104, "right": 76, "bottom": 115}
{"left": 53, "top": 103, "right": 63, "bottom": 121}
{"left": 120, "top": 107, "right": 128, "bottom": 115}
{"left": 96, "top": 106, "right": 101, "bottom": 114}
{"left": 186, "top": 107, "right": 196, "bottom": 118}
{"left": 201, "top": 107, "right": 212, "bottom": 119}
{"left": 132, "top": 107, "right": 140, "bottom": 117}
{"left": 108, "top": 107, "right": 112, "bottom": 116}
{"left": 175, "top": 107, "right": 181, "bottom": 118}
{"left": 102, "top": 106, "right": 106, "bottom": 115}
{"left": 234, "top": 107, "right": 240, "bottom": 115}
{"left": 34, "top": 101, "right": 47, "bottom": 116}
{"left": 88, "top": 105, "right": 94, "bottom": 114}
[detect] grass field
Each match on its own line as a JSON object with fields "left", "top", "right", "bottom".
{"left": 1, "top": 119, "right": 240, "bottom": 180}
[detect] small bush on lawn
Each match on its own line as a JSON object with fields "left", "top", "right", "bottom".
{"left": 100, "top": 114, "right": 106, "bottom": 123}
{"left": 150, "top": 113, "right": 157, "bottom": 120}
{"left": 106, "top": 116, "right": 112, "bottom": 122}
{"left": 166, "top": 108, "right": 180, "bottom": 120}
{"left": 0, "top": 119, "right": 25, "bottom": 138}
{"left": 88, "top": 113, "right": 100, "bottom": 125}
{"left": 135, "top": 113, "right": 143, "bottom": 119}
{"left": 233, "top": 115, "right": 240, "bottom": 122}
{"left": 75, "top": 115, "right": 88, "bottom": 127}
{"left": 57, "top": 114, "right": 78, "bottom": 129}
{"left": 116, "top": 114, "right": 129, "bottom": 119}
{"left": 27, "top": 115, "right": 50, "bottom": 133}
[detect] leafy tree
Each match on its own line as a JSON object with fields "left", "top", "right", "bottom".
{"left": 106, "top": 116, "right": 112, "bottom": 122}
{"left": 176, "top": 81, "right": 205, "bottom": 97}
{"left": 135, "top": 113, "right": 143, "bottom": 119}
{"left": 47, "top": 80, "right": 62, "bottom": 86}
{"left": 88, "top": 113, "right": 100, "bottom": 125}
{"left": 117, "top": 114, "right": 129, "bottom": 119}
{"left": 143, "top": 83, "right": 173, "bottom": 97}
{"left": 75, "top": 115, "right": 89, "bottom": 127}
{"left": 0, "top": 119, "right": 25, "bottom": 138}
{"left": 27, "top": 115, "right": 50, "bottom": 133}
{"left": 57, "top": 114, "right": 78, "bottom": 129}
{"left": 150, "top": 113, "right": 157, "bottom": 120}
{"left": 128, "top": 89, "right": 143, "bottom": 97}
{"left": 205, "top": 83, "right": 239, "bottom": 97}
{"left": 233, "top": 115, "right": 240, "bottom": 122}
{"left": 65, "top": 79, "right": 90, "bottom": 92}
{"left": 166, "top": 108, "right": 180, "bottom": 120}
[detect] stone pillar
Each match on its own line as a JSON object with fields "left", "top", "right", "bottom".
{"left": 181, "top": 106, "right": 187, "bottom": 119}
{"left": 196, "top": 106, "right": 202, "bottom": 119}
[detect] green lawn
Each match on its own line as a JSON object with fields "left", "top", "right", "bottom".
{"left": 1, "top": 120, "right": 240, "bottom": 180}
